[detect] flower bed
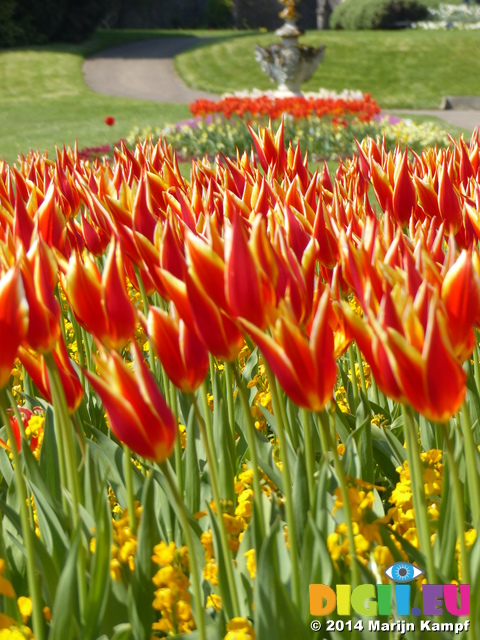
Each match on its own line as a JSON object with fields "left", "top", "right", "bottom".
{"left": 123, "top": 89, "right": 451, "bottom": 162}
{"left": 0, "top": 123, "right": 480, "bottom": 639}
{"left": 189, "top": 91, "right": 381, "bottom": 121}
{"left": 127, "top": 114, "right": 450, "bottom": 161}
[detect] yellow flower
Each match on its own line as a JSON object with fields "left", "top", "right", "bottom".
{"left": 0, "top": 628, "right": 32, "bottom": 640}
{"left": 244, "top": 549, "right": 256, "bottom": 579}
{"left": 110, "top": 558, "right": 122, "bottom": 581}
{"left": 206, "top": 594, "right": 222, "bottom": 611}
{"left": 465, "top": 529, "right": 477, "bottom": 548}
{"left": 373, "top": 545, "right": 394, "bottom": 570}
{"left": 153, "top": 587, "right": 174, "bottom": 613}
{"left": 176, "top": 599, "right": 192, "bottom": 622}
{"left": 179, "top": 423, "right": 187, "bottom": 449}
{"left": 16, "top": 598, "right": 32, "bottom": 623}
{"left": 152, "top": 541, "right": 176, "bottom": 566}
{"left": 223, "top": 514, "right": 244, "bottom": 536}
{"left": 203, "top": 560, "right": 219, "bottom": 586}
{"left": 201, "top": 530, "right": 215, "bottom": 562}
{"left": 238, "top": 469, "right": 254, "bottom": 485}
{"left": 224, "top": 617, "right": 255, "bottom": 640}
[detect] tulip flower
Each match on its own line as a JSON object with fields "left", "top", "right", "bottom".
{"left": 36, "top": 183, "right": 67, "bottom": 252}
{"left": 438, "top": 158, "right": 462, "bottom": 233}
{"left": 80, "top": 214, "right": 110, "bottom": 256}
{"left": 62, "top": 240, "right": 136, "bottom": 350}
{"left": 20, "top": 240, "right": 61, "bottom": 354}
{"left": 0, "top": 266, "right": 29, "bottom": 388}
{"left": 224, "top": 210, "right": 270, "bottom": 328}
{"left": 392, "top": 150, "right": 416, "bottom": 225}
{"left": 85, "top": 342, "right": 176, "bottom": 461}
{"left": 242, "top": 288, "right": 337, "bottom": 412}
{"left": 18, "top": 340, "right": 84, "bottom": 413}
{"left": 182, "top": 231, "right": 245, "bottom": 361}
{"left": 186, "top": 269, "right": 245, "bottom": 361}
{"left": 441, "top": 249, "right": 480, "bottom": 361}
{"left": 341, "top": 282, "right": 466, "bottom": 423}
{"left": 146, "top": 305, "right": 209, "bottom": 393}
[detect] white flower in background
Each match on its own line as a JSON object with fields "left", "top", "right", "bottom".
{"left": 412, "top": 3, "right": 480, "bottom": 29}
{"left": 223, "top": 88, "right": 366, "bottom": 101}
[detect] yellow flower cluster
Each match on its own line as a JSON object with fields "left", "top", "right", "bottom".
{"left": 10, "top": 366, "right": 24, "bottom": 404}
{"left": 388, "top": 449, "right": 443, "bottom": 539}
{"left": 327, "top": 451, "right": 447, "bottom": 578}
{"left": 151, "top": 541, "right": 194, "bottom": 635}
{"left": 0, "top": 626, "right": 32, "bottom": 640}
{"left": 178, "top": 423, "right": 187, "bottom": 450}
{"left": 328, "top": 482, "right": 384, "bottom": 569}
{"left": 247, "top": 360, "right": 272, "bottom": 434}
{"left": 224, "top": 617, "right": 255, "bottom": 640}
{"left": 64, "top": 320, "right": 79, "bottom": 363}
{"left": 90, "top": 494, "right": 141, "bottom": 581}
{"left": 200, "top": 503, "right": 246, "bottom": 587}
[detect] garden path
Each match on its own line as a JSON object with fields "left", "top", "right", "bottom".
{"left": 83, "top": 36, "right": 480, "bottom": 131}
{"left": 83, "top": 37, "right": 218, "bottom": 103}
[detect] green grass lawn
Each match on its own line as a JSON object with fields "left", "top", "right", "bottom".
{"left": 0, "top": 28, "right": 476, "bottom": 164}
{"left": 175, "top": 30, "right": 480, "bottom": 109}
{"left": 0, "top": 30, "right": 248, "bottom": 164}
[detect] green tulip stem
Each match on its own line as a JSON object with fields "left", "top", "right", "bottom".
{"left": 371, "top": 376, "right": 380, "bottom": 406}
{"left": 355, "top": 343, "right": 368, "bottom": 398}
{"left": 230, "top": 362, "right": 265, "bottom": 540}
{"left": 193, "top": 390, "right": 241, "bottom": 619}
{"left": 169, "top": 381, "right": 184, "bottom": 498}
{"left": 458, "top": 403, "right": 480, "bottom": 527}
{"left": 301, "top": 408, "right": 315, "bottom": 509}
{"left": 263, "top": 360, "right": 301, "bottom": 608}
{"left": 160, "top": 460, "right": 206, "bottom": 640}
{"left": 348, "top": 344, "right": 359, "bottom": 411}
{"left": 473, "top": 335, "right": 480, "bottom": 399}
{"left": 0, "top": 391, "right": 45, "bottom": 640}
{"left": 402, "top": 404, "right": 437, "bottom": 583}
{"left": 224, "top": 361, "right": 236, "bottom": 453}
{"left": 319, "top": 408, "right": 361, "bottom": 589}
{"left": 44, "top": 352, "right": 88, "bottom": 622}
{"left": 123, "top": 444, "right": 137, "bottom": 536}
{"left": 132, "top": 265, "right": 158, "bottom": 377}
{"left": 442, "top": 422, "right": 469, "bottom": 584}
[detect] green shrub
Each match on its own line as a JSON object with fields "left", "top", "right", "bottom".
{"left": 205, "top": 0, "right": 233, "bottom": 28}
{"left": 330, "top": 0, "right": 430, "bottom": 29}
{"left": 0, "top": 0, "right": 108, "bottom": 47}
{"left": 0, "top": 0, "right": 23, "bottom": 47}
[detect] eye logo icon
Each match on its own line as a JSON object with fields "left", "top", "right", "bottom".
{"left": 384, "top": 562, "right": 424, "bottom": 583}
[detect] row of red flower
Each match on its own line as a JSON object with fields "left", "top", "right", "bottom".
{"left": 189, "top": 94, "right": 381, "bottom": 121}
{"left": 1, "top": 124, "right": 480, "bottom": 461}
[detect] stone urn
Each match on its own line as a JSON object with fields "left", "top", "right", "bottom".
{"left": 254, "top": 1, "right": 326, "bottom": 95}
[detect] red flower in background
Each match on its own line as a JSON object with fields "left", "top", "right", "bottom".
{"left": 189, "top": 94, "right": 380, "bottom": 122}
{"left": 105, "top": 116, "right": 115, "bottom": 126}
